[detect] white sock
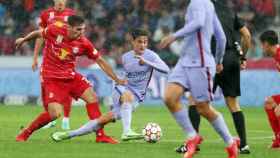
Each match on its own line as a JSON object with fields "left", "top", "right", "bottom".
{"left": 68, "top": 120, "right": 100, "bottom": 138}
{"left": 211, "top": 114, "right": 234, "bottom": 146}
{"left": 62, "top": 117, "right": 69, "bottom": 122}
{"left": 172, "top": 108, "right": 197, "bottom": 138}
{"left": 120, "top": 102, "right": 133, "bottom": 134}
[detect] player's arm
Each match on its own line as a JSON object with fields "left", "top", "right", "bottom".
{"left": 213, "top": 12, "right": 226, "bottom": 73}
{"left": 213, "top": 12, "right": 226, "bottom": 65}
{"left": 159, "top": 2, "right": 205, "bottom": 48}
{"left": 15, "top": 29, "right": 43, "bottom": 49}
{"left": 239, "top": 26, "right": 251, "bottom": 56}
{"left": 32, "top": 26, "right": 44, "bottom": 71}
{"left": 135, "top": 54, "right": 170, "bottom": 74}
{"left": 96, "top": 56, "right": 127, "bottom": 85}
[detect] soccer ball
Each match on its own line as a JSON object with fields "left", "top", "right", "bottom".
{"left": 142, "top": 122, "right": 162, "bottom": 143}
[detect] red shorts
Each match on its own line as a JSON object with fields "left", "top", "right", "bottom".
{"left": 272, "top": 95, "right": 280, "bottom": 105}
{"left": 41, "top": 73, "right": 91, "bottom": 110}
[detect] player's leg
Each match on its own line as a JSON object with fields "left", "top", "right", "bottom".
{"left": 188, "top": 67, "right": 237, "bottom": 158}
{"left": 187, "top": 95, "right": 200, "bottom": 133}
{"left": 165, "top": 64, "right": 201, "bottom": 158}
{"left": 61, "top": 96, "right": 72, "bottom": 130}
{"left": 176, "top": 94, "right": 201, "bottom": 154}
{"left": 221, "top": 53, "right": 249, "bottom": 153}
{"left": 16, "top": 102, "right": 63, "bottom": 142}
{"left": 80, "top": 87, "right": 119, "bottom": 144}
{"left": 264, "top": 95, "right": 280, "bottom": 148}
{"left": 51, "top": 111, "right": 115, "bottom": 142}
{"left": 70, "top": 73, "right": 118, "bottom": 144}
{"left": 16, "top": 81, "right": 66, "bottom": 142}
{"left": 41, "top": 85, "right": 57, "bottom": 129}
{"left": 117, "top": 88, "right": 143, "bottom": 141}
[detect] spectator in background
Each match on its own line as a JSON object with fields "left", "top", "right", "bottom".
{"left": 246, "top": 38, "right": 263, "bottom": 59}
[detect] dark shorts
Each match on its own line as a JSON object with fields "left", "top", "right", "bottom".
{"left": 214, "top": 50, "right": 241, "bottom": 97}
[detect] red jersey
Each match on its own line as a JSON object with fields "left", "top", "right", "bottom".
{"left": 39, "top": 7, "right": 75, "bottom": 28}
{"left": 41, "top": 23, "right": 100, "bottom": 80}
{"left": 274, "top": 46, "right": 280, "bottom": 71}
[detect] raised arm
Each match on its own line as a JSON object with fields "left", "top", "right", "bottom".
{"left": 213, "top": 13, "right": 226, "bottom": 64}
{"left": 15, "top": 29, "right": 43, "bottom": 50}
{"left": 96, "top": 56, "right": 127, "bottom": 85}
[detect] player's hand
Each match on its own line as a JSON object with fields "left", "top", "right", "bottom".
{"left": 216, "top": 64, "right": 223, "bottom": 74}
{"left": 116, "top": 78, "right": 128, "bottom": 85}
{"left": 15, "top": 38, "right": 25, "bottom": 50}
{"left": 159, "top": 35, "right": 176, "bottom": 49}
{"left": 240, "top": 60, "right": 247, "bottom": 70}
{"left": 134, "top": 55, "right": 145, "bottom": 65}
{"left": 275, "top": 105, "right": 280, "bottom": 117}
{"left": 32, "top": 58, "right": 38, "bottom": 71}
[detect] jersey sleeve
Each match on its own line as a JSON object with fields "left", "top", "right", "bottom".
{"left": 39, "top": 11, "right": 48, "bottom": 28}
{"left": 84, "top": 39, "right": 101, "bottom": 60}
{"left": 42, "top": 24, "right": 57, "bottom": 40}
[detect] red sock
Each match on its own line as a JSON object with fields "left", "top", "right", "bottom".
{"left": 265, "top": 108, "right": 280, "bottom": 137}
{"left": 86, "top": 102, "right": 102, "bottom": 119}
{"left": 86, "top": 102, "right": 105, "bottom": 137}
{"left": 63, "top": 98, "right": 72, "bottom": 118}
{"left": 26, "top": 112, "right": 53, "bottom": 134}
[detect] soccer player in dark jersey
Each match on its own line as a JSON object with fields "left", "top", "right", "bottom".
{"left": 15, "top": 15, "right": 126, "bottom": 143}
{"left": 259, "top": 30, "right": 280, "bottom": 149}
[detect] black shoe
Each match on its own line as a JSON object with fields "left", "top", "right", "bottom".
{"left": 239, "top": 145, "right": 250, "bottom": 154}
{"left": 175, "top": 144, "right": 200, "bottom": 153}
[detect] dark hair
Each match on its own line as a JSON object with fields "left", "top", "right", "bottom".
{"left": 68, "top": 15, "right": 85, "bottom": 26}
{"left": 260, "top": 30, "right": 278, "bottom": 45}
{"left": 130, "top": 28, "right": 149, "bottom": 40}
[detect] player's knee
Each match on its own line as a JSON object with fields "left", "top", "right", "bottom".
{"left": 264, "top": 97, "right": 275, "bottom": 109}
{"left": 48, "top": 103, "right": 63, "bottom": 119}
{"left": 164, "top": 92, "right": 176, "bottom": 106}
{"left": 120, "top": 91, "right": 134, "bottom": 103}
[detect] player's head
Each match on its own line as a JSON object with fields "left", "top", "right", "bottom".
{"left": 130, "top": 28, "right": 149, "bottom": 54}
{"left": 67, "top": 15, "right": 85, "bottom": 39}
{"left": 53, "top": 0, "right": 67, "bottom": 12}
{"left": 259, "top": 30, "right": 279, "bottom": 56}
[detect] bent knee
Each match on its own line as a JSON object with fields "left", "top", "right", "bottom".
{"left": 120, "top": 91, "right": 134, "bottom": 103}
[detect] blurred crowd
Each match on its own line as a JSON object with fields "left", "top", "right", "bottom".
{"left": 0, "top": 0, "right": 279, "bottom": 67}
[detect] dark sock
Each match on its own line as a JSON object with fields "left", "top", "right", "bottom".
{"left": 188, "top": 106, "right": 200, "bottom": 132}
{"left": 232, "top": 111, "right": 247, "bottom": 148}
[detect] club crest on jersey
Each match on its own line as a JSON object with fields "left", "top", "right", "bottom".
{"left": 56, "top": 35, "right": 63, "bottom": 44}
{"left": 73, "top": 47, "right": 79, "bottom": 54}
{"left": 54, "top": 21, "right": 64, "bottom": 27}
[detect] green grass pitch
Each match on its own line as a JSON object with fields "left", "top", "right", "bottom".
{"left": 0, "top": 105, "right": 279, "bottom": 158}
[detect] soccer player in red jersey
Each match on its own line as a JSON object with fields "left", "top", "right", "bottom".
{"left": 259, "top": 30, "right": 280, "bottom": 148}
{"left": 33, "top": 0, "right": 75, "bottom": 131}
{"left": 15, "top": 15, "right": 126, "bottom": 143}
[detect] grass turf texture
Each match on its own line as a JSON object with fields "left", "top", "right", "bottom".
{"left": 0, "top": 105, "right": 279, "bottom": 158}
